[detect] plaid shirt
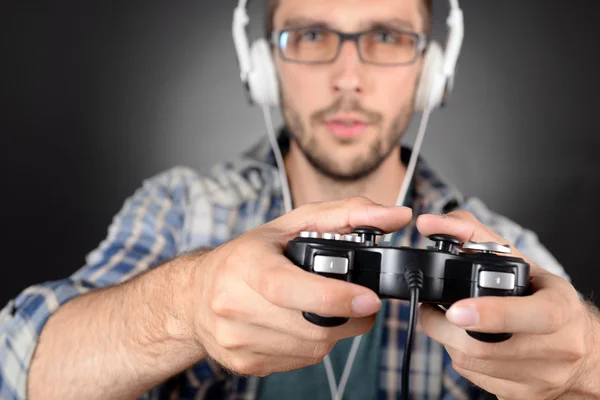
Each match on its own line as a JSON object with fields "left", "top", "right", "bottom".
{"left": 0, "top": 135, "right": 570, "bottom": 400}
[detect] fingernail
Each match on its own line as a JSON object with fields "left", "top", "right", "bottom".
{"left": 446, "top": 305, "right": 479, "bottom": 327}
{"left": 352, "top": 295, "right": 381, "bottom": 315}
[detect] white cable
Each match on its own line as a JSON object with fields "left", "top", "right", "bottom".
{"left": 323, "top": 353, "right": 339, "bottom": 400}
{"left": 261, "top": 103, "right": 363, "bottom": 400}
{"left": 382, "top": 81, "right": 436, "bottom": 244}
{"left": 332, "top": 96, "right": 435, "bottom": 396}
{"left": 334, "top": 334, "right": 363, "bottom": 400}
{"left": 323, "top": 334, "right": 363, "bottom": 400}
{"left": 261, "top": 105, "right": 293, "bottom": 213}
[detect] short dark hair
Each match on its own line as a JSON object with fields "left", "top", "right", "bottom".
{"left": 265, "top": 0, "right": 433, "bottom": 39}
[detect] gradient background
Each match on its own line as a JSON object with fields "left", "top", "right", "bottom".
{"left": 2, "top": 0, "right": 599, "bottom": 307}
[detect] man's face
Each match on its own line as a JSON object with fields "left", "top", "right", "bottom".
{"left": 273, "top": 0, "right": 425, "bottom": 181}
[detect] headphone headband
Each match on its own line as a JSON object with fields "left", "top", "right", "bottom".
{"left": 442, "top": 0, "right": 464, "bottom": 95}
{"left": 232, "top": 0, "right": 464, "bottom": 110}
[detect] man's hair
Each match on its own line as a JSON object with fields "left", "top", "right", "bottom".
{"left": 264, "top": 0, "right": 433, "bottom": 39}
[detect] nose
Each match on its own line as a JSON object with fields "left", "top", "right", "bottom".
{"left": 331, "top": 40, "right": 364, "bottom": 96}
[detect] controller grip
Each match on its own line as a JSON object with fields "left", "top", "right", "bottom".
{"left": 467, "top": 330, "right": 512, "bottom": 343}
{"left": 302, "top": 312, "right": 349, "bottom": 327}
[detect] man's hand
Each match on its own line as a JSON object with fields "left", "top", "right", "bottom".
{"left": 186, "top": 197, "right": 412, "bottom": 376}
{"left": 416, "top": 211, "right": 600, "bottom": 399}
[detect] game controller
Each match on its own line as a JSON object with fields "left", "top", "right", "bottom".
{"left": 284, "top": 226, "right": 532, "bottom": 343}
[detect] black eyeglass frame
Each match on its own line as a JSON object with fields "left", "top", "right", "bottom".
{"left": 270, "top": 27, "right": 428, "bottom": 66}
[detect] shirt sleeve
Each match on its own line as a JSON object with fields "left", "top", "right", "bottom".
{"left": 0, "top": 166, "right": 197, "bottom": 400}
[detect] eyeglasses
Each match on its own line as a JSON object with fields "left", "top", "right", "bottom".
{"left": 271, "top": 27, "right": 427, "bottom": 66}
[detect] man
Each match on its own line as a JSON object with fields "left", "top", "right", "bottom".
{"left": 1, "top": 0, "right": 599, "bottom": 399}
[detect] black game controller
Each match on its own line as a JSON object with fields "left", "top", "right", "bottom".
{"left": 284, "top": 226, "right": 531, "bottom": 343}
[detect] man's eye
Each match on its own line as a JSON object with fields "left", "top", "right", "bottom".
{"left": 374, "top": 31, "right": 397, "bottom": 43}
{"left": 300, "top": 31, "right": 323, "bottom": 42}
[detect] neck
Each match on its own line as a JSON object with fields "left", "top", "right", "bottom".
{"left": 284, "top": 139, "right": 407, "bottom": 207}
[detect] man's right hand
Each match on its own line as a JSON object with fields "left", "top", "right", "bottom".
{"left": 186, "top": 196, "right": 413, "bottom": 376}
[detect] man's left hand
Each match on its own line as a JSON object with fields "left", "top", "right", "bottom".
{"left": 416, "top": 211, "right": 600, "bottom": 399}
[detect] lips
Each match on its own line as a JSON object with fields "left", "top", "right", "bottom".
{"left": 325, "top": 116, "right": 369, "bottom": 139}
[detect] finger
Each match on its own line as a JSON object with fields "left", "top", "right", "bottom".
{"left": 252, "top": 304, "right": 377, "bottom": 343}
{"left": 270, "top": 196, "right": 413, "bottom": 245}
{"left": 444, "top": 345, "right": 523, "bottom": 381}
{"left": 445, "top": 346, "right": 573, "bottom": 387}
{"left": 212, "top": 318, "right": 338, "bottom": 358}
{"left": 253, "top": 354, "right": 324, "bottom": 374}
{"left": 445, "top": 272, "right": 577, "bottom": 334}
{"left": 212, "top": 272, "right": 377, "bottom": 340}
{"left": 449, "top": 362, "right": 531, "bottom": 400}
{"left": 415, "top": 211, "right": 533, "bottom": 265}
{"left": 218, "top": 350, "right": 323, "bottom": 377}
{"left": 418, "top": 304, "right": 552, "bottom": 361}
{"left": 243, "top": 253, "right": 382, "bottom": 318}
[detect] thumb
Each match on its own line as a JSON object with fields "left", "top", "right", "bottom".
{"left": 416, "top": 210, "right": 544, "bottom": 273}
{"left": 268, "top": 196, "right": 413, "bottom": 246}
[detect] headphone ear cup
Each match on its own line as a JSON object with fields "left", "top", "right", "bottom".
{"left": 414, "top": 41, "right": 446, "bottom": 112}
{"left": 248, "top": 38, "right": 279, "bottom": 108}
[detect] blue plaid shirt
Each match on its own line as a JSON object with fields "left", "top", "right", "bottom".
{"left": 0, "top": 135, "right": 570, "bottom": 399}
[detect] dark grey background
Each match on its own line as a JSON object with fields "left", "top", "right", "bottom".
{"left": 2, "top": 0, "right": 599, "bottom": 307}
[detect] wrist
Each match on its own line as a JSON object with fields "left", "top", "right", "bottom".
{"left": 568, "top": 301, "right": 600, "bottom": 397}
{"left": 133, "top": 253, "right": 208, "bottom": 362}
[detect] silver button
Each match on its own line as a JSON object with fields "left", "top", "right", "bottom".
{"left": 300, "top": 231, "right": 319, "bottom": 238}
{"left": 343, "top": 234, "right": 355, "bottom": 242}
{"left": 334, "top": 233, "right": 342, "bottom": 240}
{"left": 479, "top": 271, "right": 515, "bottom": 290}
{"left": 463, "top": 241, "right": 512, "bottom": 254}
{"left": 322, "top": 232, "right": 336, "bottom": 240}
{"left": 313, "top": 255, "right": 349, "bottom": 275}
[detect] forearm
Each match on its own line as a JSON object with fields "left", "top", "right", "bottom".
{"left": 28, "top": 253, "right": 207, "bottom": 400}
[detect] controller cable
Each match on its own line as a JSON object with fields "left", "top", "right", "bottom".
{"left": 402, "top": 267, "right": 424, "bottom": 398}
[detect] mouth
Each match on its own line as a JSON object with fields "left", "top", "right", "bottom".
{"left": 325, "top": 115, "right": 369, "bottom": 139}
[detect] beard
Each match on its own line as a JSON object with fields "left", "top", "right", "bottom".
{"left": 282, "top": 95, "right": 413, "bottom": 182}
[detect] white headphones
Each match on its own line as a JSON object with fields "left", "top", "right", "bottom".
{"left": 232, "top": 0, "right": 464, "bottom": 112}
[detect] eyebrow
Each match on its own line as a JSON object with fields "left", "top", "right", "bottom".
{"left": 281, "top": 17, "right": 415, "bottom": 31}
{"left": 282, "top": 18, "right": 329, "bottom": 30}
{"left": 367, "top": 18, "right": 415, "bottom": 31}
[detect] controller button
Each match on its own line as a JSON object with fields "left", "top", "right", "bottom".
{"left": 313, "top": 255, "right": 349, "bottom": 275}
{"left": 322, "top": 232, "right": 336, "bottom": 240}
{"left": 429, "top": 234, "right": 461, "bottom": 254}
{"left": 478, "top": 271, "right": 515, "bottom": 290}
{"left": 352, "top": 227, "right": 383, "bottom": 244}
{"left": 343, "top": 234, "right": 355, "bottom": 242}
{"left": 463, "top": 241, "right": 512, "bottom": 254}
{"left": 352, "top": 227, "right": 384, "bottom": 235}
{"left": 429, "top": 234, "right": 462, "bottom": 245}
{"left": 300, "top": 231, "right": 320, "bottom": 238}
